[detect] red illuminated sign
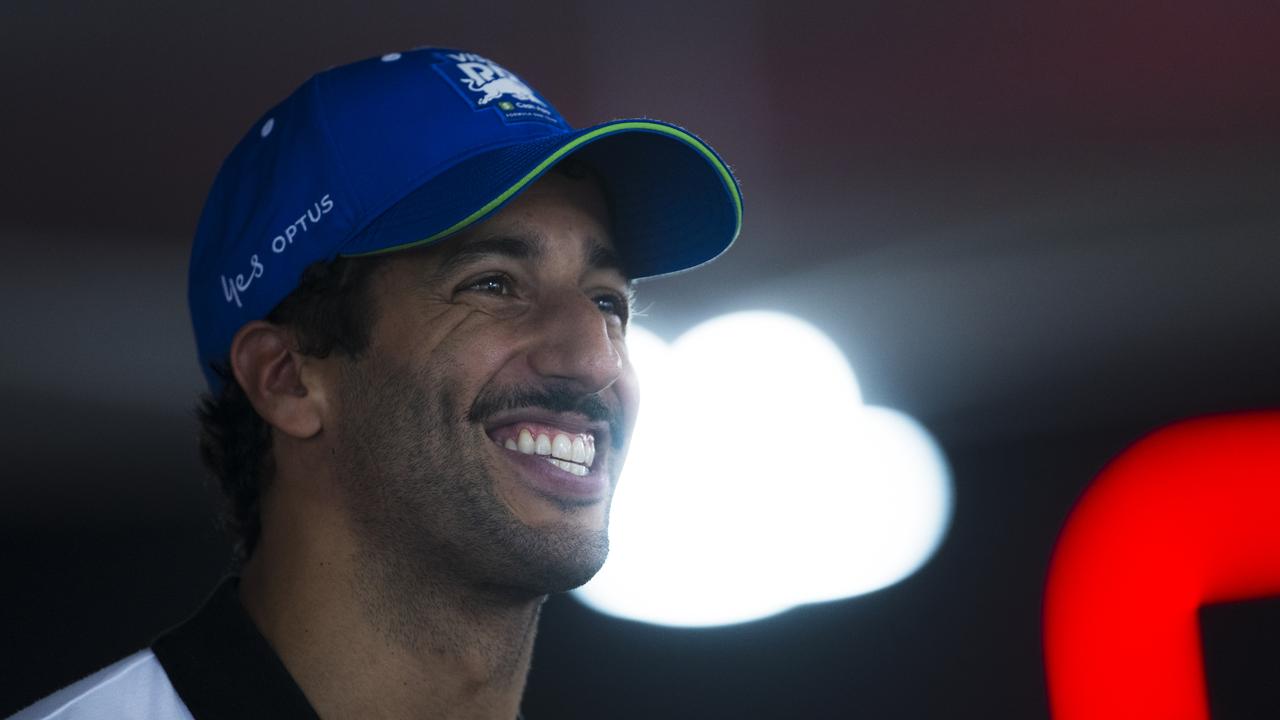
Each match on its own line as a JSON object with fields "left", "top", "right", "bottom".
{"left": 1044, "top": 412, "right": 1280, "bottom": 719}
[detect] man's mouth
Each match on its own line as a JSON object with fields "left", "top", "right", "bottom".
{"left": 490, "top": 425, "right": 597, "bottom": 477}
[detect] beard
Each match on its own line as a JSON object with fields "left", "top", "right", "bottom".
{"left": 331, "top": 348, "right": 619, "bottom": 609}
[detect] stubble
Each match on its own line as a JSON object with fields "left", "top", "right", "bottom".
{"left": 331, "top": 350, "right": 613, "bottom": 655}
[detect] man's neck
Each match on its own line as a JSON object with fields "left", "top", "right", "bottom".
{"left": 238, "top": 494, "right": 539, "bottom": 720}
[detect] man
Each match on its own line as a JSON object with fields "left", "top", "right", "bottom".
{"left": 10, "top": 47, "right": 740, "bottom": 719}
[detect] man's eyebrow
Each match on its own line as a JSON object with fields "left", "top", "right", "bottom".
{"left": 587, "top": 242, "right": 626, "bottom": 277}
{"left": 432, "top": 235, "right": 541, "bottom": 280}
{"left": 429, "top": 232, "right": 629, "bottom": 283}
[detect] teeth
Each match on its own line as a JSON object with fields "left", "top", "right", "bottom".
{"left": 546, "top": 457, "right": 589, "bottom": 476}
{"left": 551, "top": 433, "right": 573, "bottom": 461}
{"left": 502, "top": 426, "right": 597, "bottom": 472}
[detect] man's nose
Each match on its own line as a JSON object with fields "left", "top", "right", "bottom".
{"left": 525, "top": 292, "right": 623, "bottom": 395}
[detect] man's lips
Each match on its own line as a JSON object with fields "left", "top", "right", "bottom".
{"left": 483, "top": 408, "right": 605, "bottom": 436}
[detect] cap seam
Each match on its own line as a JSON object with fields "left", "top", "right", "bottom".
{"left": 309, "top": 73, "right": 367, "bottom": 256}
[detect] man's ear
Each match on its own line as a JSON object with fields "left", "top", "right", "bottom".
{"left": 229, "top": 321, "right": 325, "bottom": 439}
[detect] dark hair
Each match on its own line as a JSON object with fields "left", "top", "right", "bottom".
{"left": 196, "top": 254, "right": 387, "bottom": 565}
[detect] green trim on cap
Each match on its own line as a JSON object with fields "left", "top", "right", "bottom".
{"left": 346, "top": 120, "right": 742, "bottom": 258}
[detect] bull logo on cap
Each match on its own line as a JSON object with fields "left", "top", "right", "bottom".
{"left": 453, "top": 55, "right": 545, "bottom": 106}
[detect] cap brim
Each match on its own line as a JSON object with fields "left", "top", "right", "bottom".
{"left": 340, "top": 120, "right": 742, "bottom": 279}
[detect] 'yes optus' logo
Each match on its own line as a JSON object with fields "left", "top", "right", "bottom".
{"left": 1044, "top": 412, "right": 1280, "bottom": 719}
{"left": 219, "top": 193, "right": 333, "bottom": 308}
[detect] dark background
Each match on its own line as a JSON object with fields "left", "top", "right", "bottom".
{"left": 3, "top": 1, "right": 1279, "bottom": 717}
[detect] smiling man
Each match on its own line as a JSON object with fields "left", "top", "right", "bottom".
{"left": 10, "top": 48, "right": 739, "bottom": 720}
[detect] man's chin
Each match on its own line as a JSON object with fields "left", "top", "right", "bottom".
{"left": 497, "top": 526, "right": 610, "bottom": 596}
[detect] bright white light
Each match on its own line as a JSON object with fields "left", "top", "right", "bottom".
{"left": 575, "top": 311, "right": 952, "bottom": 628}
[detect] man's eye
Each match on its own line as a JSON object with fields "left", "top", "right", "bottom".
{"left": 463, "top": 275, "right": 512, "bottom": 295}
{"left": 595, "top": 292, "right": 630, "bottom": 322}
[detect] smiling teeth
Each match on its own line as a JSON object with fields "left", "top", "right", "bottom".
{"left": 509, "top": 428, "right": 595, "bottom": 471}
{"left": 552, "top": 434, "right": 572, "bottom": 461}
{"left": 547, "top": 457, "right": 589, "bottom": 476}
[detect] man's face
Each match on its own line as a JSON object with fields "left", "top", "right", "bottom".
{"left": 326, "top": 169, "right": 639, "bottom": 599}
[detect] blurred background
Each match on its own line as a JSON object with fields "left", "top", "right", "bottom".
{"left": 2, "top": 1, "right": 1279, "bottom": 717}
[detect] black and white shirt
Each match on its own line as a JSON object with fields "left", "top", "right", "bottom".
{"left": 10, "top": 579, "right": 320, "bottom": 719}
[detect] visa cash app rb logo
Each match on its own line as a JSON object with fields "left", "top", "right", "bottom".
{"left": 434, "top": 52, "right": 561, "bottom": 126}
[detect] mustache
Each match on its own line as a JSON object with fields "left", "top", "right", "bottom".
{"left": 467, "top": 384, "right": 627, "bottom": 450}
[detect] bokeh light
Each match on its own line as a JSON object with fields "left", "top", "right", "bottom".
{"left": 576, "top": 311, "right": 954, "bottom": 627}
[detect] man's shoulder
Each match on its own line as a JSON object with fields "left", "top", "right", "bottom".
{"left": 8, "top": 650, "right": 194, "bottom": 720}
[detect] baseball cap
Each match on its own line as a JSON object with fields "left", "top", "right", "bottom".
{"left": 189, "top": 47, "right": 742, "bottom": 392}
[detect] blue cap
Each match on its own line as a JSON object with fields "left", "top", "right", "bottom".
{"left": 189, "top": 47, "right": 742, "bottom": 391}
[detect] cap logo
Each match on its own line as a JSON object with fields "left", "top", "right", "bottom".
{"left": 457, "top": 61, "right": 543, "bottom": 106}
{"left": 434, "top": 51, "right": 562, "bottom": 126}
{"left": 218, "top": 193, "right": 335, "bottom": 309}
